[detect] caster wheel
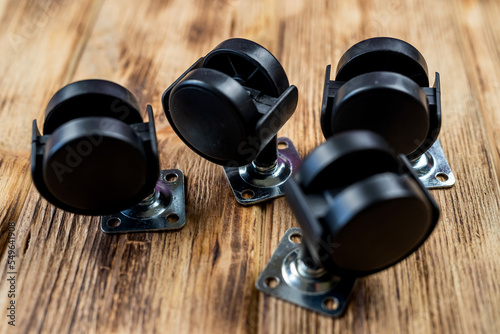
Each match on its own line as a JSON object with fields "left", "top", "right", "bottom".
{"left": 335, "top": 37, "right": 429, "bottom": 87}
{"left": 292, "top": 130, "right": 439, "bottom": 276}
{"left": 257, "top": 131, "right": 439, "bottom": 316}
{"left": 32, "top": 80, "right": 186, "bottom": 233}
{"left": 327, "top": 71, "right": 430, "bottom": 156}
{"left": 33, "top": 80, "right": 158, "bottom": 215}
{"left": 167, "top": 68, "right": 261, "bottom": 166}
{"left": 203, "top": 38, "right": 289, "bottom": 97}
{"left": 321, "top": 37, "right": 455, "bottom": 189}
{"left": 162, "top": 38, "right": 301, "bottom": 205}
{"left": 43, "top": 79, "right": 143, "bottom": 134}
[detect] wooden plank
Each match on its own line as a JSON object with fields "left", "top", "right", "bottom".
{"left": 0, "top": 0, "right": 103, "bottom": 152}
{"left": 1, "top": 0, "right": 500, "bottom": 333}
{"left": 0, "top": 156, "right": 30, "bottom": 259}
{"left": 0, "top": 0, "right": 105, "bottom": 223}
{"left": 0, "top": 0, "right": 104, "bottom": 333}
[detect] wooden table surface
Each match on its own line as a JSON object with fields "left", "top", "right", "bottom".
{"left": 1, "top": 0, "right": 500, "bottom": 333}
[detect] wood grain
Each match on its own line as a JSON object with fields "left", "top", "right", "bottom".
{"left": 1, "top": 0, "right": 500, "bottom": 333}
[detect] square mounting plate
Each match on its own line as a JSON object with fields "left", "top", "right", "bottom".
{"left": 223, "top": 137, "right": 302, "bottom": 205}
{"left": 412, "top": 139, "right": 455, "bottom": 189}
{"left": 100, "top": 169, "right": 186, "bottom": 233}
{"left": 256, "top": 227, "right": 357, "bottom": 317}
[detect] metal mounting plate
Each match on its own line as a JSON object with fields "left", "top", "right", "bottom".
{"left": 223, "top": 137, "right": 301, "bottom": 205}
{"left": 256, "top": 228, "right": 357, "bottom": 317}
{"left": 412, "top": 139, "right": 455, "bottom": 189}
{"left": 100, "top": 169, "right": 186, "bottom": 233}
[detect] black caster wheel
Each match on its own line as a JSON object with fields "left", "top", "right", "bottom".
{"left": 334, "top": 37, "right": 430, "bottom": 86}
{"left": 256, "top": 130, "right": 439, "bottom": 317}
{"left": 162, "top": 38, "right": 301, "bottom": 205}
{"left": 321, "top": 37, "right": 454, "bottom": 189}
{"left": 202, "top": 38, "right": 290, "bottom": 97}
{"left": 32, "top": 80, "right": 186, "bottom": 233}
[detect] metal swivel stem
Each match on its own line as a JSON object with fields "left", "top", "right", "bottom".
{"left": 139, "top": 191, "right": 158, "bottom": 206}
{"left": 252, "top": 136, "right": 279, "bottom": 173}
{"left": 298, "top": 244, "right": 324, "bottom": 271}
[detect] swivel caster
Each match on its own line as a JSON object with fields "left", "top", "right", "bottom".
{"left": 321, "top": 37, "right": 455, "bottom": 189}
{"left": 256, "top": 131, "right": 439, "bottom": 317}
{"left": 31, "top": 80, "right": 186, "bottom": 233}
{"left": 162, "top": 38, "right": 301, "bottom": 205}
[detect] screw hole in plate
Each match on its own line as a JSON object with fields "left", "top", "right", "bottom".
{"left": 322, "top": 297, "right": 340, "bottom": 311}
{"left": 241, "top": 189, "right": 255, "bottom": 199}
{"left": 165, "top": 173, "right": 178, "bottom": 182}
{"left": 289, "top": 232, "right": 302, "bottom": 244}
{"left": 264, "top": 276, "right": 280, "bottom": 289}
{"left": 278, "top": 141, "right": 289, "bottom": 150}
{"left": 107, "top": 218, "right": 121, "bottom": 228}
{"left": 436, "top": 173, "right": 449, "bottom": 182}
{"left": 167, "top": 214, "right": 179, "bottom": 223}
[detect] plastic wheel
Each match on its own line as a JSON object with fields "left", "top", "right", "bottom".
{"left": 42, "top": 117, "right": 150, "bottom": 214}
{"left": 326, "top": 72, "right": 430, "bottom": 156}
{"left": 43, "top": 79, "right": 143, "bottom": 134}
{"left": 323, "top": 172, "right": 436, "bottom": 276}
{"left": 168, "top": 68, "right": 260, "bottom": 166}
{"left": 202, "top": 38, "right": 289, "bottom": 97}
{"left": 32, "top": 80, "right": 159, "bottom": 215}
{"left": 297, "top": 131, "right": 399, "bottom": 193}
{"left": 335, "top": 37, "right": 429, "bottom": 87}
